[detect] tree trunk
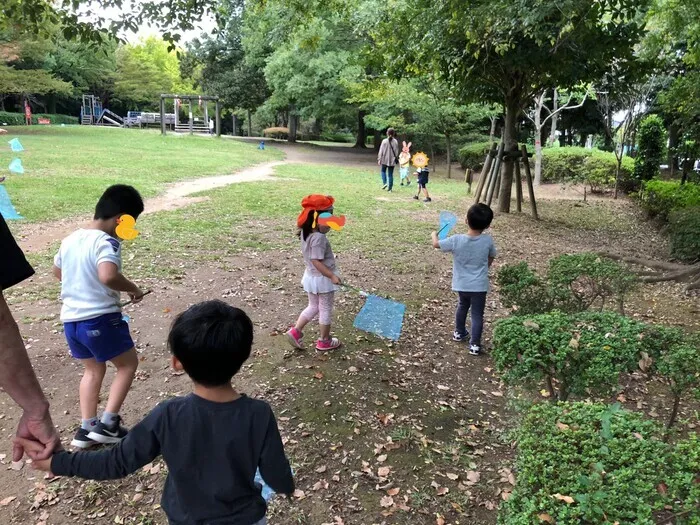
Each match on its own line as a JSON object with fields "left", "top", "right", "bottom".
{"left": 353, "top": 110, "right": 367, "bottom": 149}
{"left": 288, "top": 108, "right": 297, "bottom": 143}
{"left": 373, "top": 129, "right": 381, "bottom": 152}
{"left": 665, "top": 394, "right": 681, "bottom": 439}
{"left": 247, "top": 109, "right": 252, "bottom": 137}
{"left": 548, "top": 88, "right": 559, "bottom": 146}
{"left": 668, "top": 122, "right": 678, "bottom": 174}
{"left": 446, "top": 133, "right": 452, "bottom": 179}
{"left": 498, "top": 97, "right": 519, "bottom": 213}
{"left": 534, "top": 102, "right": 543, "bottom": 185}
{"left": 614, "top": 155, "right": 622, "bottom": 199}
{"left": 489, "top": 116, "right": 497, "bottom": 143}
{"left": 312, "top": 117, "right": 322, "bottom": 139}
{"left": 430, "top": 143, "right": 436, "bottom": 173}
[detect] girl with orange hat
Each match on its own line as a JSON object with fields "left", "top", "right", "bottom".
{"left": 286, "top": 195, "right": 345, "bottom": 352}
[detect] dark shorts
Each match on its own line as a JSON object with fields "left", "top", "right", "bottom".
{"left": 418, "top": 176, "right": 429, "bottom": 188}
{"left": 64, "top": 312, "right": 134, "bottom": 362}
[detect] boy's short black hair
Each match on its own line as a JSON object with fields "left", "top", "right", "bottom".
{"left": 168, "top": 300, "right": 254, "bottom": 387}
{"left": 94, "top": 184, "right": 144, "bottom": 220}
{"left": 467, "top": 203, "right": 494, "bottom": 231}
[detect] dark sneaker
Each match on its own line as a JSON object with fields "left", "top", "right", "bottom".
{"left": 424, "top": 198, "right": 432, "bottom": 202}
{"left": 406, "top": 180, "right": 411, "bottom": 186}
{"left": 413, "top": 195, "right": 419, "bottom": 200}
{"left": 453, "top": 331, "right": 469, "bottom": 342}
{"left": 400, "top": 182, "right": 404, "bottom": 186}
{"left": 88, "top": 417, "right": 128, "bottom": 444}
{"left": 382, "top": 184, "right": 388, "bottom": 190}
{"left": 70, "top": 427, "right": 98, "bottom": 449}
{"left": 469, "top": 344, "right": 481, "bottom": 356}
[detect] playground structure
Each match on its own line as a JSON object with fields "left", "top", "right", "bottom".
{"left": 160, "top": 94, "right": 221, "bottom": 136}
{"left": 81, "top": 95, "right": 124, "bottom": 127}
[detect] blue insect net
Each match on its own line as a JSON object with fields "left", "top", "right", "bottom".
{"left": 8, "top": 138, "right": 24, "bottom": 152}
{"left": 438, "top": 211, "right": 458, "bottom": 240}
{"left": 8, "top": 158, "right": 24, "bottom": 174}
{"left": 353, "top": 294, "right": 406, "bottom": 341}
{"left": 0, "top": 185, "right": 23, "bottom": 220}
{"left": 255, "top": 467, "right": 294, "bottom": 502}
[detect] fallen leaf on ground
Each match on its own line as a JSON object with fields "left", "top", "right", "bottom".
{"left": 556, "top": 422, "right": 570, "bottom": 431}
{"left": 377, "top": 454, "right": 387, "bottom": 463}
{"left": 446, "top": 473, "right": 459, "bottom": 481}
{"left": 314, "top": 372, "right": 324, "bottom": 380}
{"left": 387, "top": 487, "right": 400, "bottom": 496}
{"left": 293, "top": 489, "right": 306, "bottom": 499}
{"left": 538, "top": 513, "right": 555, "bottom": 523}
{"left": 553, "top": 493, "right": 575, "bottom": 504}
{"left": 377, "top": 466, "right": 391, "bottom": 478}
{"left": 466, "top": 471, "right": 480, "bottom": 484}
{"left": 435, "top": 486, "right": 449, "bottom": 496}
{"left": 380, "top": 495, "right": 394, "bottom": 507}
{"left": 315, "top": 465, "right": 327, "bottom": 473}
{"left": 0, "top": 496, "right": 16, "bottom": 506}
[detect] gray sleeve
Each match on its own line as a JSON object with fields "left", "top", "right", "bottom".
{"left": 52, "top": 405, "right": 164, "bottom": 480}
{"left": 439, "top": 236, "right": 456, "bottom": 252}
{"left": 489, "top": 237, "right": 498, "bottom": 258}
{"left": 258, "top": 409, "right": 295, "bottom": 495}
{"left": 378, "top": 139, "right": 386, "bottom": 162}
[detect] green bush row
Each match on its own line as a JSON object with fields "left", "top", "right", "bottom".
{"left": 457, "top": 144, "right": 634, "bottom": 192}
{"left": 0, "top": 111, "right": 78, "bottom": 126}
{"left": 498, "top": 403, "right": 699, "bottom": 525}
{"left": 639, "top": 179, "right": 700, "bottom": 220}
{"left": 496, "top": 253, "right": 637, "bottom": 315}
{"left": 492, "top": 310, "right": 699, "bottom": 418}
{"left": 668, "top": 206, "right": 700, "bottom": 263}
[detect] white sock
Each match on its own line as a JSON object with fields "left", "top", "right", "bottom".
{"left": 101, "top": 411, "right": 119, "bottom": 426}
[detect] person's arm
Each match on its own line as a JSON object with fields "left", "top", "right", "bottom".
{"left": 311, "top": 260, "right": 341, "bottom": 284}
{"left": 0, "top": 292, "right": 59, "bottom": 461}
{"left": 258, "top": 409, "right": 295, "bottom": 495}
{"left": 488, "top": 238, "right": 497, "bottom": 268}
{"left": 26, "top": 404, "right": 164, "bottom": 479}
{"left": 52, "top": 266, "right": 61, "bottom": 281}
{"left": 97, "top": 262, "right": 144, "bottom": 302}
{"left": 377, "top": 140, "right": 386, "bottom": 164}
{"left": 431, "top": 231, "right": 441, "bottom": 249}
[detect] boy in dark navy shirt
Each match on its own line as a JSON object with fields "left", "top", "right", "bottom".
{"left": 21, "top": 300, "right": 294, "bottom": 525}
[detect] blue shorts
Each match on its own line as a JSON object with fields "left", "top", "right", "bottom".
{"left": 64, "top": 312, "right": 134, "bottom": 362}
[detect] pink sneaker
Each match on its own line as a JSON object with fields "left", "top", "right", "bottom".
{"left": 315, "top": 337, "right": 341, "bottom": 352}
{"left": 286, "top": 327, "right": 304, "bottom": 350}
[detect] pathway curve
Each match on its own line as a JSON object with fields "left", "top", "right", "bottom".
{"left": 16, "top": 160, "right": 287, "bottom": 254}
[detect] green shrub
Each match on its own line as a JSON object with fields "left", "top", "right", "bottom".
{"left": 498, "top": 402, "right": 699, "bottom": 525}
{"left": 656, "top": 333, "right": 700, "bottom": 431}
{"left": 541, "top": 147, "right": 590, "bottom": 184}
{"left": 492, "top": 311, "right": 658, "bottom": 401}
{"left": 0, "top": 111, "right": 79, "bottom": 125}
{"left": 319, "top": 131, "right": 355, "bottom": 143}
{"left": 495, "top": 262, "right": 551, "bottom": 314}
{"left": 262, "top": 126, "right": 289, "bottom": 139}
{"left": 496, "top": 253, "right": 636, "bottom": 315}
{"left": 457, "top": 141, "right": 491, "bottom": 170}
{"left": 639, "top": 180, "right": 700, "bottom": 220}
{"left": 547, "top": 253, "right": 637, "bottom": 313}
{"left": 540, "top": 147, "right": 634, "bottom": 192}
{"left": 668, "top": 206, "right": 700, "bottom": 263}
{"left": 633, "top": 115, "right": 666, "bottom": 183}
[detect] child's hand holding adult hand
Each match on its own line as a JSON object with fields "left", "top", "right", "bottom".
{"left": 13, "top": 437, "right": 56, "bottom": 473}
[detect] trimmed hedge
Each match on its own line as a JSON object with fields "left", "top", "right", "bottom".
{"left": 457, "top": 144, "right": 633, "bottom": 192}
{"left": 639, "top": 180, "right": 700, "bottom": 220}
{"left": 668, "top": 206, "right": 700, "bottom": 263}
{"left": 492, "top": 311, "right": 664, "bottom": 401}
{"left": 0, "top": 111, "right": 78, "bottom": 125}
{"left": 498, "top": 403, "right": 699, "bottom": 525}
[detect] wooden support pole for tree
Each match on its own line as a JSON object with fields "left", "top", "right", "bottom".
{"left": 486, "top": 142, "right": 504, "bottom": 206}
{"left": 473, "top": 143, "right": 496, "bottom": 203}
{"left": 514, "top": 159, "right": 523, "bottom": 213}
{"left": 483, "top": 151, "right": 499, "bottom": 205}
{"left": 521, "top": 145, "right": 539, "bottom": 220}
{"left": 493, "top": 164, "right": 502, "bottom": 201}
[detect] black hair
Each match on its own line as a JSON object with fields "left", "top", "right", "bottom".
{"left": 467, "top": 203, "right": 494, "bottom": 231}
{"left": 94, "top": 184, "right": 144, "bottom": 220}
{"left": 168, "top": 300, "right": 254, "bottom": 387}
{"left": 387, "top": 128, "right": 396, "bottom": 138}
{"left": 297, "top": 207, "right": 333, "bottom": 241}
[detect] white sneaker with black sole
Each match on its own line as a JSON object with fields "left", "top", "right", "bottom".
{"left": 70, "top": 427, "right": 98, "bottom": 449}
{"left": 469, "top": 344, "right": 481, "bottom": 356}
{"left": 87, "top": 416, "right": 129, "bottom": 444}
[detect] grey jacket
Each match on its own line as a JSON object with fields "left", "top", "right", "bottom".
{"left": 378, "top": 137, "right": 399, "bottom": 166}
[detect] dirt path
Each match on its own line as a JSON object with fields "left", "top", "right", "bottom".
{"left": 16, "top": 161, "right": 285, "bottom": 254}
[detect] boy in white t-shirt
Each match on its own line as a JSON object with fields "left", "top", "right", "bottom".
{"left": 53, "top": 185, "right": 145, "bottom": 449}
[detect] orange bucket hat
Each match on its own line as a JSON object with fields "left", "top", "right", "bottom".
{"left": 297, "top": 194, "right": 335, "bottom": 228}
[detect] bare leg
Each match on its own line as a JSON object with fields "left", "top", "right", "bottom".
{"left": 79, "top": 359, "right": 106, "bottom": 420}
{"left": 104, "top": 348, "right": 138, "bottom": 414}
{"left": 320, "top": 324, "right": 331, "bottom": 340}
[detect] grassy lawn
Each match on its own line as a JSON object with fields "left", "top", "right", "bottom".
{"left": 1, "top": 126, "right": 282, "bottom": 222}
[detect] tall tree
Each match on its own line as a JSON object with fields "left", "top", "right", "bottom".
{"left": 377, "top": 0, "right": 650, "bottom": 212}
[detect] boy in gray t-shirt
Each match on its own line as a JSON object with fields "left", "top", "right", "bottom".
{"left": 431, "top": 204, "right": 497, "bottom": 355}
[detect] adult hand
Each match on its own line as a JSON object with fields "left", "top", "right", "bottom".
{"left": 13, "top": 407, "right": 60, "bottom": 462}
